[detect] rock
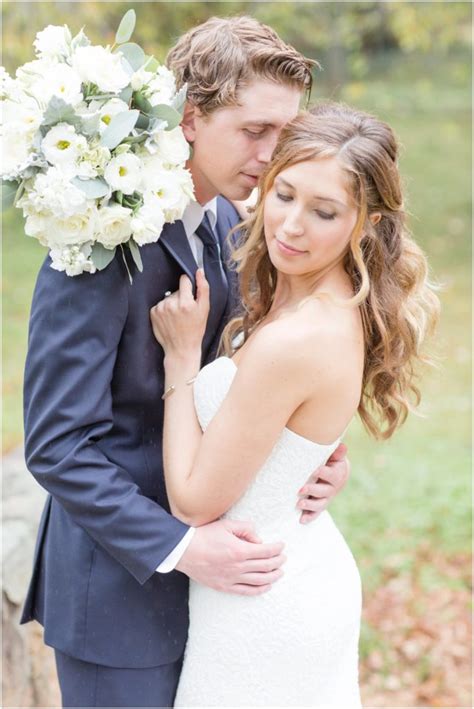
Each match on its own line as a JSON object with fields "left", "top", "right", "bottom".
{"left": 2, "top": 447, "right": 60, "bottom": 706}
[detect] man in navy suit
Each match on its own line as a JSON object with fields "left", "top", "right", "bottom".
{"left": 21, "top": 16, "right": 349, "bottom": 708}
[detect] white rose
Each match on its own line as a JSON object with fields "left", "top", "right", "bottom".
{"left": 95, "top": 204, "right": 132, "bottom": 249}
{"left": 147, "top": 66, "right": 177, "bottom": 107}
{"left": 154, "top": 127, "right": 190, "bottom": 167}
{"left": 143, "top": 166, "right": 193, "bottom": 222}
{"left": 72, "top": 46, "right": 130, "bottom": 93}
{"left": 41, "top": 123, "right": 87, "bottom": 172}
{"left": 34, "top": 25, "right": 72, "bottom": 60}
{"left": 26, "top": 166, "right": 88, "bottom": 218}
{"left": 42, "top": 205, "right": 97, "bottom": 247}
{"left": 50, "top": 243, "right": 96, "bottom": 277}
{"left": 24, "top": 211, "right": 51, "bottom": 246}
{"left": 104, "top": 153, "right": 141, "bottom": 195}
{"left": 131, "top": 199, "right": 165, "bottom": 246}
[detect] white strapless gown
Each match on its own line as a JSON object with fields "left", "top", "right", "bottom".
{"left": 174, "top": 357, "right": 362, "bottom": 708}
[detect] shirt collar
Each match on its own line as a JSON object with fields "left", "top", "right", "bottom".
{"left": 182, "top": 197, "right": 218, "bottom": 239}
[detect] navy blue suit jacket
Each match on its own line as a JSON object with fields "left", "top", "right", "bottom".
{"left": 20, "top": 197, "right": 241, "bottom": 668}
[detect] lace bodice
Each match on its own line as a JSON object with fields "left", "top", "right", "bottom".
{"left": 194, "top": 356, "right": 341, "bottom": 536}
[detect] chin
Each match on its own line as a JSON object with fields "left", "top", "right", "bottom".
{"left": 222, "top": 184, "right": 253, "bottom": 202}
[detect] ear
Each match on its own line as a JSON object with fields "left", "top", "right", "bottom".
{"left": 180, "top": 101, "right": 200, "bottom": 143}
{"left": 369, "top": 212, "right": 382, "bottom": 226}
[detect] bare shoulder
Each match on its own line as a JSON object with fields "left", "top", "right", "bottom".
{"left": 235, "top": 297, "right": 363, "bottom": 396}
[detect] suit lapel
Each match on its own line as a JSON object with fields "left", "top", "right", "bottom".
{"left": 159, "top": 221, "right": 198, "bottom": 287}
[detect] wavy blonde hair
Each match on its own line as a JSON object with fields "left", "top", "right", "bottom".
{"left": 222, "top": 102, "right": 440, "bottom": 440}
{"left": 166, "top": 16, "right": 315, "bottom": 115}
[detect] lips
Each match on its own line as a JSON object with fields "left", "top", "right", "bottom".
{"left": 275, "top": 238, "right": 306, "bottom": 255}
{"left": 241, "top": 173, "right": 260, "bottom": 186}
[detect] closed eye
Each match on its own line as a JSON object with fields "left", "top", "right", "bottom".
{"left": 276, "top": 192, "right": 292, "bottom": 202}
{"left": 316, "top": 210, "right": 336, "bottom": 220}
{"left": 244, "top": 128, "right": 267, "bottom": 139}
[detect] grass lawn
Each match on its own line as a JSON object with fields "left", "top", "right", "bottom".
{"left": 2, "top": 50, "right": 471, "bottom": 706}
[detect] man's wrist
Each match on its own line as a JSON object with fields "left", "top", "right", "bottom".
{"left": 156, "top": 527, "right": 196, "bottom": 573}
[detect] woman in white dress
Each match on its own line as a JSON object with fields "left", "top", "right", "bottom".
{"left": 150, "top": 102, "right": 439, "bottom": 707}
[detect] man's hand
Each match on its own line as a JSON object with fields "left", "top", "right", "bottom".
{"left": 176, "top": 519, "right": 286, "bottom": 596}
{"left": 296, "top": 443, "right": 350, "bottom": 524}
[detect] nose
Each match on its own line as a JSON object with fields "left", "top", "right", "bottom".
{"left": 282, "top": 206, "right": 304, "bottom": 238}
{"left": 256, "top": 133, "right": 279, "bottom": 165}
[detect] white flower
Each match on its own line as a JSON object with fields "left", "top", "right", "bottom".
{"left": 50, "top": 243, "right": 96, "bottom": 276}
{"left": 29, "top": 205, "right": 97, "bottom": 248}
{"left": 17, "top": 60, "right": 83, "bottom": 108}
{"left": 41, "top": 123, "right": 87, "bottom": 172}
{"left": 95, "top": 204, "right": 132, "bottom": 249}
{"left": 72, "top": 46, "right": 130, "bottom": 93}
{"left": 47, "top": 206, "right": 97, "bottom": 246}
{"left": 131, "top": 199, "right": 165, "bottom": 246}
{"left": 1, "top": 98, "right": 43, "bottom": 178}
{"left": 130, "top": 67, "right": 153, "bottom": 92}
{"left": 143, "top": 166, "right": 193, "bottom": 222}
{"left": 155, "top": 127, "right": 190, "bottom": 167}
{"left": 34, "top": 25, "right": 72, "bottom": 60}
{"left": 94, "top": 98, "right": 130, "bottom": 134}
{"left": 25, "top": 166, "right": 88, "bottom": 218}
{"left": 0, "top": 67, "right": 21, "bottom": 100}
{"left": 147, "top": 66, "right": 176, "bottom": 107}
{"left": 76, "top": 139, "right": 111, "bottom": 178}
{"left": 104, "top": 153, "right": 141, "bottom": 195}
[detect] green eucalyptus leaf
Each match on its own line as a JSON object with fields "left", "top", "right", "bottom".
{"left": 119, "top": 85, "right": 133, "bottom": 104}
{"left": 171, "top": 84, "right": 188, "bottom": 115}
{"left": 71, "top": 177, "right": 110, "bottom": 198}
{"left": 135, "top": 113, "right": 150, "bottom": 130}
{"left": 115, "top": 190, "right": 124, "bottom": 205}
{"left": 128, "top": 238, "right": 143, "bottom": 272}
{"left": 115, "top": 9, "right": 136, "bottom": 44}
{"left": 120, "top": 244, "right": 133, "bottom": 283}
{"left": 116, "top": 43, "right": 145, "bottom": 71}
{"left": 2, "top": 180, "right": 19, "bottom": 211}
{"left": 42, "top": 96, "right": 81, "bottom": 129}
{"left": 90, "top": 243, "right": 117, "bottom": 270}
{"left": 143, "top": 55, "right": 159, "bottom": 72}
{"left": 100, "top": 109, "right": 139, "bottom": 149}
{"left": 150, "top": 104, "right": 181, "bottom": 131}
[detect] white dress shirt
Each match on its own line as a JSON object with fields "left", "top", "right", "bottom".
{"left": 156, "top": 198, "right": 218, "bottom": 574}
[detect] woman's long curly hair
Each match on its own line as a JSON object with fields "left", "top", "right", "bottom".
{"left": 221, "top": 102, "right": 440, "bottom": 440}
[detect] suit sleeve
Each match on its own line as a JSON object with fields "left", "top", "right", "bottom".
{"left": 23, "top": 255, "right": 189, "bottom": 585}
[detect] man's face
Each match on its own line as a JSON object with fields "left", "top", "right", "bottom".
{"left": 183, "top": 79, "right": 302, "bottom": 204}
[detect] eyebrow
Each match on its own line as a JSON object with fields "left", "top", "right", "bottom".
{"left": 243, "top": 121, "right": 274, "bottom": 128}
{"left": 275, "top": 176, "right": 347, "bottom": 207}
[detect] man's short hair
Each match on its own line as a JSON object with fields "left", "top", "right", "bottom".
{"left": 166, "top": 15, "right": 315, "bottom": 115}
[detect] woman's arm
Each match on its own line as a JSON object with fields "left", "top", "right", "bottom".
{"left": 151, "top": 273, "right": 312, "bottom": 527}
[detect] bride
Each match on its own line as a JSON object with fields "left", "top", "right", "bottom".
{"left": 150, "top": 102, "right": 439, "bottom": 707}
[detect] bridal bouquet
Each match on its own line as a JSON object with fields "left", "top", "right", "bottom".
{"left": 1, "top": 10, "right": 194, "bottom": 279}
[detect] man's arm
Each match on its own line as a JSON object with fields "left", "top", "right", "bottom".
{"left": 24, "top": 255, "right": 189, "bottom": 585}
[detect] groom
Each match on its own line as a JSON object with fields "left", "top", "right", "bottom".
{"left": 21, "top": 15, "right": 350, "bottom": 708}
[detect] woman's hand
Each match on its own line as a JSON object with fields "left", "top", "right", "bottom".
{"left": 150, "top": 269, "right": 210, "bottom": 359}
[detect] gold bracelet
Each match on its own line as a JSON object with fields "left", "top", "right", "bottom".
{"left": 161, "top": 375, "right": 197, "bottom": 400}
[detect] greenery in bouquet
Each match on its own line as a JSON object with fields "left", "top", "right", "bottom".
{"left": 0, "top": 10, "right": 194, "bottom": 280}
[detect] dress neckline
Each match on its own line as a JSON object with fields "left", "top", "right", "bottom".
{"left": 212, "top": 356, "right": 343, "bottom": 451}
